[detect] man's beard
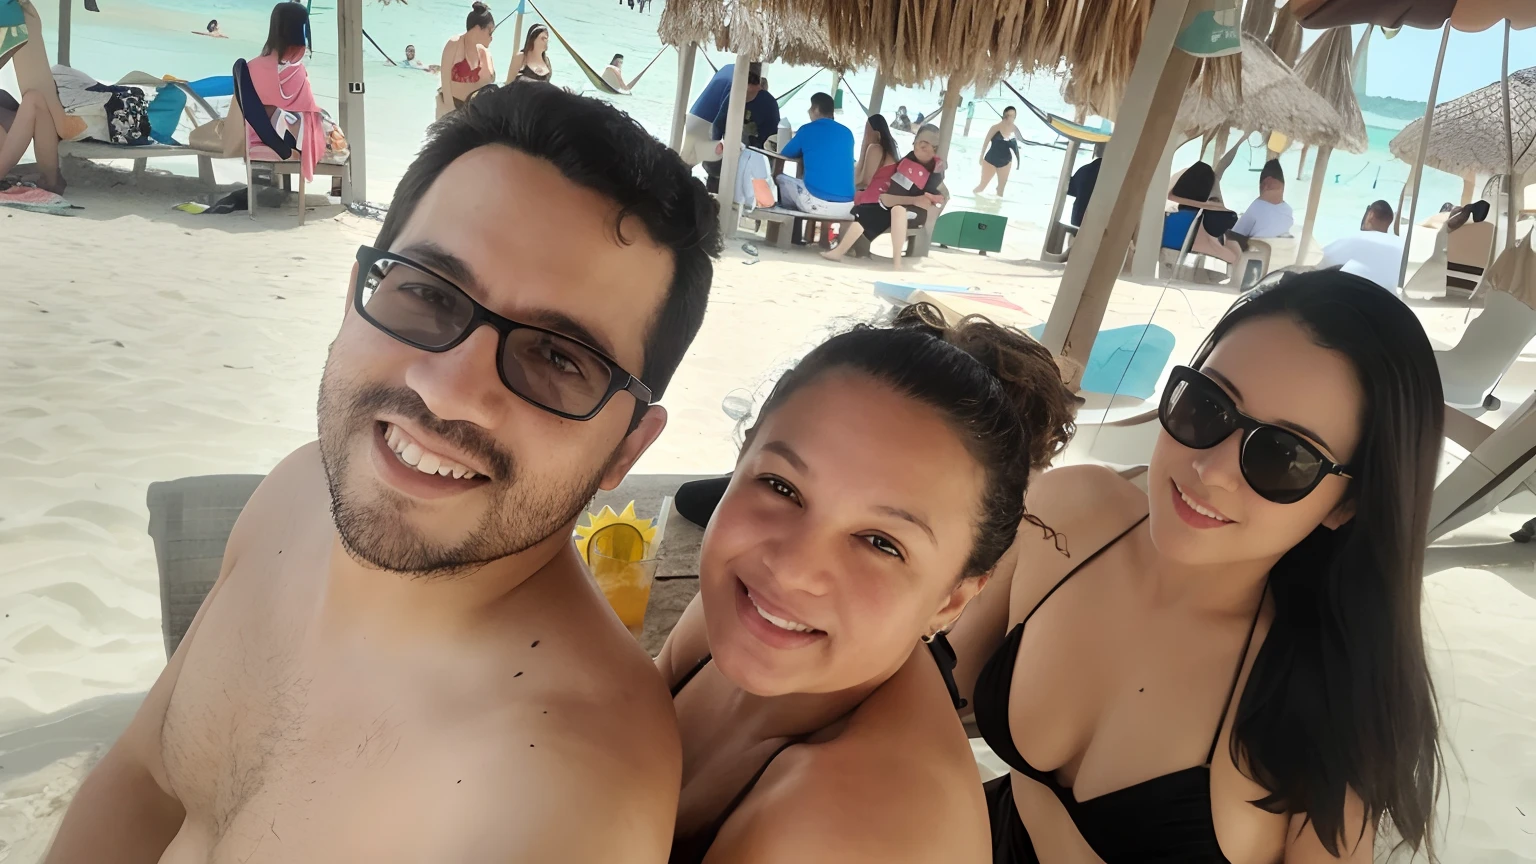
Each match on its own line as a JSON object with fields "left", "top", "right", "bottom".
{"left": 317, "top": 367, "right": 608, "bottom": 579}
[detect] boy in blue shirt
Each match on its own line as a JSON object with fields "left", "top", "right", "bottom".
{"left": 774, "top": 92, "right": 855, "bottom": 218}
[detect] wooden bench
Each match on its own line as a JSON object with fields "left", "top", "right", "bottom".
{"left": 59, "top": 140, "right": 222, "bottom": 197}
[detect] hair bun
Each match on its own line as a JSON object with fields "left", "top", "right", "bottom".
{"left": 471, "top": 1, "right": 489, "bottom": 10}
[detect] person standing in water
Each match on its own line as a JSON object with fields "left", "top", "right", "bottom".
{"left": 436, "top": 1, "right": 494, "bottom": 118}
{"left": 404, "top": 44, "right": 439, "bottom": 73}
{"left": 506, "top": 23, "right": 552, "bottom": 84}
{"left": 973, "top": 106, "right": 1020, "bottom": 197}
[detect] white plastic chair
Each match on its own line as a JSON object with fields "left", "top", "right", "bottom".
{"left": 1436, "top": 290, "right": 1536, "bottom": 412}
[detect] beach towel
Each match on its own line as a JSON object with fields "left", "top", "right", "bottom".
{"left": 0, "top": 0, "right": 26, "bottom": 65}
{"left": 0, "top": 184, "right": 78, "bottom": 214}
{"left": 243, "top": 53, "right": 324, "bottom": 181}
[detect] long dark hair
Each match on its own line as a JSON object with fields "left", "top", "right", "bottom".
{"left": 522, "top": 23, "right": 551, "bottom": 70}
{"left": 1197, "top": 271, "right": 1443, "bottom": 858}
{"left": 465, "top": 0, "right": 493, "bottom": 31}
{"left": 747, "top": 304, "right": 1076, "bottom": 579}
{"left": 866, "top": 115, "right": 899, "bottom": 164}
{"left": 261, "top": 2, "right": 310, "bottom": 61}
{"left": 1171, "top": 160, "right": 1217, "bottom": 201}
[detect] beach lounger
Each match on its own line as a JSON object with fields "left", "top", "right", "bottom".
{"left": 56, "top": 72, "right": 228, "bottom": 197}
{"left": 147, "top": 473, "right": 709, "bottom": 657}
{"left": 1430, "top": 390, "right": 1536, "bottom": 542}
{"left": 233, "top": 59, "right": 348, "bottom": 225}
{"left": 1437, "top": 290, "right": 1536, "bottom": 412}
{"left": 1445, "top": 219, "right": 1496, "bottom": 298}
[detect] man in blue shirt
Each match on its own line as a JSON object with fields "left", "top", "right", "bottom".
{"left": 773, "top": 92, "right": 855, "bottom": 218}
{"left": 680, "top": 62, "right": 771, "bottom": 166}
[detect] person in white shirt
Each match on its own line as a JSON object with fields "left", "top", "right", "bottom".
{"left": 1230, "top": 159, "right": 1294, "bottom": 242}
{"left": 1317, "top": 200, "right": 1405, "bottom": 292}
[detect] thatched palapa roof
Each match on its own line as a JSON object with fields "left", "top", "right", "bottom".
{"left": 660, "top": 0, "right": 1240, "bottom": 103}
{"left": 1173, "top": 35, "right": 1350, "bottom": 151}
{"left": 1290, "top": 0, "right": 1536, "bottom": 31}
{"left": 1389, "top": 66, "right": 1536, "bottom": 178}
{"left": 1292, "top": 27, "right": 1369, "bottom": 153}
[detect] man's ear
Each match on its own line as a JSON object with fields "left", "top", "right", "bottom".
{"left": 599, "top": 405, "right": 668, "bottom": 491}
{"left": 1322, "top": 497, "right": 1356, "bottom": 530}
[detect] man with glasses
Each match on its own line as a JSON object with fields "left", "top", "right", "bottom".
{"left": 45, "top": 85, "right": 720, "bottom": 864}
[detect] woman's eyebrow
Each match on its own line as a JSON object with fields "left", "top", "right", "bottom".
{"left": 874, "top": 506, "right": 936, "bottom": 544}
{"left": 1204, "top": 368, "right": 1338, "bottom": 454}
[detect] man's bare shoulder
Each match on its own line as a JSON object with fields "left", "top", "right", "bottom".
{"left": 225, "top": 442, "right": 330, "bottom": 558}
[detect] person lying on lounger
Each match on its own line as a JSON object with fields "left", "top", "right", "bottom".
{"left": 42, "top": 84, "right": 720, "bottom": 864}
{"left": 659, "top": 303, "right": 1076, "bottom": 864}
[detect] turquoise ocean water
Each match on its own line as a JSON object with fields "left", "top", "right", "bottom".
{"left": 17, "top": 0, "right": 1466, "bottom": 248}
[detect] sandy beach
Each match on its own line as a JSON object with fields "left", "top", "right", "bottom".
{"left": 3, "top": 140, "right": 1535, "bottom": 861}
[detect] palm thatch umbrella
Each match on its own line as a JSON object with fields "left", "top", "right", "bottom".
{"left": 1290, "top": 27, "right": 1369, "bottom": 255}
{"left": 1174, "top": 35, "right": 1346, "bottom": 149}
{"left": 1388, "top": 67, "right": 1536, "bottom": 179}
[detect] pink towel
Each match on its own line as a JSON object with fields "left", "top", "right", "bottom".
{"left": 246, "top": 52, "right": 324, "bottom": 181}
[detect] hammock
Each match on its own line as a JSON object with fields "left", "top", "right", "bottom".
{"left": 775, "top": 68, "right": 823, "bottom": 107}
{"left": 1002, "top": 80, "right": 1112, "bottom": 145}
{"left": 838, "top": 74, "right": 870, "bottom": 115}
{"left": 523, "top": 0, "right": 662, "bottom": 96}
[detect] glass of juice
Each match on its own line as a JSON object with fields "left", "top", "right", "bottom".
{"left": 589, "top": 550, "right": 659, "bottom": 638}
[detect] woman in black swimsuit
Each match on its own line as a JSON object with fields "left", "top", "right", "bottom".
{"left": 949, "top": 270, "right": 1444, "bottom": 863}
{"left": 657, "top": 304, "right": 1076, "bottom": 864}
{"left": 974, "top": 106, "right": 1020, "bottom": 197}
{"left": 505, "top": 23, "right": 552, "bottom": 84}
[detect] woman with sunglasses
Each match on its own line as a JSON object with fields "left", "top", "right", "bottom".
{"left": 948, "top": 270, "right": 1443, "bottom": 863}
{"left": 659, "top": 304, "right": 1077, "bottom": 863}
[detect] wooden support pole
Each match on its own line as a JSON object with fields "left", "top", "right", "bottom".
{"left": 1131, "top": 130, "right": 1182, "bottom": 280}
{"left": 57, "top": 0, "right": 71, "bottom": 67}
{"left": 338, "top": 0, "right": 367, "bottom": 205}
{"left": 1040, "top": 0, "right": 1196, "bottom": 373}
{"left": 935, "top": 74, "right": 963, "bottom": 161}
{"left": 1298, "top": 145, "right": 1331, "bottom": 263}
{"left": 669, "top": 42, "right": 697, "bottom": 152}
{"left": 715, "top": 57, "right": 751, "bottom": 241}
{"left": 1399, "top": 22, "right": 1451, "bottom": 287}
{"left": 1041, "top": 139, "right": 1082, "bottom": 260}
{"left": 1501, "top": 21, "right": 1516, "bottom": 252}
{"left": 868, "top": 67, "right": 887, "bottom": 116}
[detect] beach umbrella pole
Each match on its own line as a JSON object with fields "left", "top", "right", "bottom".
{"left": 1501, "top": 20, "right": 1515, "bottom": 252}
{"left": 1130, "top": 130, "right": 1183, "bottom": 280}
{"left": 936, "top": 75, "right": 963, "bottom": 158}
{"left": 714, "top": 56, "right": 751, "bottom": 241}
{"left": 56, "top": 0, "right": 70, "bottom": 67}
{"left": 669, "top": 42, "right": 697, "bottom": 152}
{"left": 338, "top": 0, "right": 366, "bottom": 205}
{"left": 868, "top": 67, "right": 886, "bottom": 116}
{"left": 1398, "top": 21, "right": 1451, "bottom": 289}
{"left": 1298, "top": 145, "right": 1331, "bottom": 262}
{"left": 1040, "top": 0, "right": 1197, "bottom": 374}
{"left": 1041, "top": 139, "right": 1082, "bottom": 259}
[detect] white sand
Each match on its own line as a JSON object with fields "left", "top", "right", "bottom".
{"left": 1, "top": 160, "right": 1533, "bottom": 862}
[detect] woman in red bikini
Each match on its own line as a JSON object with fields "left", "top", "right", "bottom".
{"left": 436, "top": 1, "right": 494, "bottom": 118}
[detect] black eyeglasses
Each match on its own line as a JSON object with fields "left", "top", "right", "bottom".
{"left": 1158, "top": 365, "right": 1352, "bottom": 504}
{"left": 352, "top": 245, "right": 652, "bottom": 421}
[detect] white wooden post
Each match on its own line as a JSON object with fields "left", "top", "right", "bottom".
{"left": 338, "top": 0, "right": 367, "bottom": 205}
{"left": 715, "top": 57, "right": 751, "bottom": 241}
{"left": 868, "top": 67, "right": 887, "bottom": 116}
{"left": 1501, "top": 21, "right": 1515, "bottom": 252}
{"left": 1131, "top": 130, "right": 1182, "bottom": 280}
{"left": 1041, "top": 139, "right": 1082, "bottom": 260}
{"left": 57, "top": 0, "right": 71, "bottom": 67}
{"left": 669, "top": 42, "right": 697, "bottom": 152}
{"left": 1298, "top": 145, "right": 1331, "bottom": 263}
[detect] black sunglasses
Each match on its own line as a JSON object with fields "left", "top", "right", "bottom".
{"left": 1158, "top": 365, "right": 1352, "bottom": 504}
{"left": 352, "top": 245, "right": 652, "bottom": 421}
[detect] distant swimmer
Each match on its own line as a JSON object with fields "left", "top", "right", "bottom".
{"left": 404, "top": 44, "right": 439, "bottom": 73}
{"left": 601, "top": 53, "right": 630, "bottom": 93}
{"left": 193, "top": 19, "right": 228, "bottom": 37}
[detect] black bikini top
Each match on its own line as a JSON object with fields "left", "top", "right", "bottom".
{"left": 667, "top": 639, "right": 965, "bottom": 864}
{"left": 515, "top": 63, "right": 551, "bottom": 82}
{"left": 972, "top": 515, "right": 1267, "bottom": 863}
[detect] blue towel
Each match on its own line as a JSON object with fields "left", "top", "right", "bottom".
{"left": 1162, "top": 210, "right": 1197, "bottom": 251}
{"left": 1026, "top": 323, "right": 1176, "bottom": 400}
{"left": 146, "top": 85, "right": 186, "bottom": 145}
{"left": 188, "top": 75, "right": 235, "bottom": 99}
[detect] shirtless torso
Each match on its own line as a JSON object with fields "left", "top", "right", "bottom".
{"left": 47, "top": 445, "right": 679, "bottom": 864}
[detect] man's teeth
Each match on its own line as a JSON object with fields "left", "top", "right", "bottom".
{"left": 1179, "top": 486, "right": 1231, "bottom": 522}
{"left": 748, "top": 591, "right": 817, "bottom": 633}
{"left": 385, "top": 423, "right": 479, "bottom": 480}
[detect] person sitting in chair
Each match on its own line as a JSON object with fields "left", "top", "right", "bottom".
{"left": 820, "top": 124, "right": 947, "bottom": 271}
{"left": 773, "top": 92, "right": 855, "bottom": 219}
{"left": 1317, "top": 200, "right": 1405, "bottom": 292}
{"left": 1228, "top": 159, "right": 1294, "bottom": 249}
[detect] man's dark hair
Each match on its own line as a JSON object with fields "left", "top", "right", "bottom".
{"left": 1260, "top": 158, "right": 1284, "bottom": 185}
{"left": 748, "top": 71, "right": 762, "bottom": 86}
{"left": 1367, "top": 199, "right": 1394, "bottom": 226}
{"left": 611, "top": 53, "right": 623, "bottom": 64}
{"left": 809, "top": 92, "right": 835, "bottom": 117}
{"left": 374, "top": 85, "right": 722, "bottom": 410}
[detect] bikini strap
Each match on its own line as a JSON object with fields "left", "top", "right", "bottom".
{"left": 1205, "top": 573, "right": 1272, "bottom": 765}
{"left": 1020, "top": 514, "right": 1149, "bottom": 628}
{"left": 671, "top": 653, "right": 712, "bottom": 698}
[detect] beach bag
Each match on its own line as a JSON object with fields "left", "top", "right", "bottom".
{"left": 101, "top": 86, "right": 151, "bottom": 145}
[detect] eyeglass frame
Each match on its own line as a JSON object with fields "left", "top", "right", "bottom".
{"left": 1159, "top": 365, "right": 1353, "bottom": 504}
{"left": 350, "top": 245, "right": 653, "bottom": 422}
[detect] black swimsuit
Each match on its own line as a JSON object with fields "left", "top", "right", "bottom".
{"left": 985, "top": 131, "right": 1019, "bottom": 168}
{"left": 668, "top": 638, "right": 967, "bottom": 864}
{"left": 972, "top": 516, "right": 1268, "bottom": 863}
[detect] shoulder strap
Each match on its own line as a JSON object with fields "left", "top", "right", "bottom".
{"left": 671, "top": 653, "right": 712, "bottom": 698}
{"left": 1021, "top": 514, "right": 1148, "bottom": 627}
{"left": 1205, "top": 574, "right": 1271, "bottom": 764}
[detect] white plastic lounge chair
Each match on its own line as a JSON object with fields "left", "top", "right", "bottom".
{"left": 56, "top": 72, "right": 228, "bottom": 197}
{"left": 1436, "top": 290, "right": 1536, "bottom": 412}
{"left": 1429, "top": 390, "right": 1536, "bottom": 542}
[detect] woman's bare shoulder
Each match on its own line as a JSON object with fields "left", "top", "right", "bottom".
{"left": 1024, "top": 464, "right": 1145, "bottom": 537}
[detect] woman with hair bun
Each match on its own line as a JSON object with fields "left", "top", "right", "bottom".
{"left": 659, "top": 304, "right": 1077, "bottom": 863}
